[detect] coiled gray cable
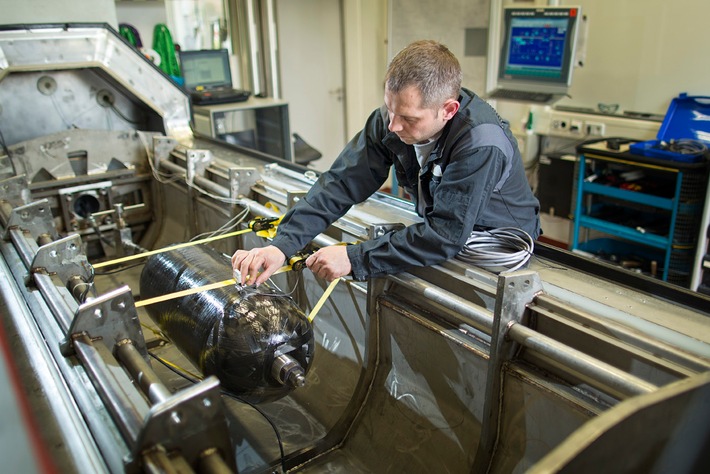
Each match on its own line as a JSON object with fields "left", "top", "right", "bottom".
{"left": 456, "top": 227, "right": 534, "bottom": 273}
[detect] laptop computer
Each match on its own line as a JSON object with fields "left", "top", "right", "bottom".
{"left": 178, "top": 49, "right": 251, "bottom": 106}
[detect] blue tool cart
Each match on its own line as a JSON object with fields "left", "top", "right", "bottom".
{"left": 571, "top": 141, "right": 708, "bottom": 287}
{"left": 629, "top": 93, "right": 710, "bottom": 163}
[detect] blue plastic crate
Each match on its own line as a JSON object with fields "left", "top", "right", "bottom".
{"left": 629, "top": 93, "right": 710, "bottom": 163}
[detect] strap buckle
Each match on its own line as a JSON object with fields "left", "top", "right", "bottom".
{"left": 248, "top": 217, "right": 279, "bottom": 232}
{"left": 289, "top": 251, "right": 312, "bottom": 272}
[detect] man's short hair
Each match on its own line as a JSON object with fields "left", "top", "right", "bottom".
{"left": 385, "top": 40, "right": 462, "bottom": 109}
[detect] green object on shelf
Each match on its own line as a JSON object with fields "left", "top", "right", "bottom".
{"left": 119, "top": 25, "right": 137, "bottom": 47}
{"left": 153, "top": 23, "right": 180, "bottom": 77}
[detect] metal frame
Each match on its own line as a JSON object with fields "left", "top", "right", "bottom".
{"left": 1, "top": 159, "right": 236, "bottom": 474}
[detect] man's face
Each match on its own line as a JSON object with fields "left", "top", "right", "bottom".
{"left": 384, "top": 85, "right": 457, "bottom": 145}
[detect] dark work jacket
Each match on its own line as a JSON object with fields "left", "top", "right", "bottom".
{"left": 270, "top": 88, "right": 541, "bottom": 280}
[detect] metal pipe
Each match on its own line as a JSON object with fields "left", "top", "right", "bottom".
{"left": 261, "top": 0, "right": 280, "bottom": 99}
{"left": 271, "top": 353, "right": 306, "bottom": 388}
{"left": 264, "top": 163, "right": 318, "bottom": 184}
{"left": 0, "top": 256, "right": 111, "bottom": 473}
{"left": 239, "top": 197, "right": 278, "bottom": 219}
{"left": 158, "top": 158, "right": 187, "bottom": 177}
{"left": 507, "top": 322, "right": 658, "bottom": 398}
{"left": 0, "top": 200, "right": 12, "bottom": 225}
{"left": 141, "top": 446, "right": 188, "bottom": 473}
{"left": 388, "top": 273, "right": 494, "bottom": 333}
{"left": 194, "top": 175, "right": 231, "bottom": 198}
{"left": 67, "top": 275, "right": 89, "bottom": 302}
{"left": 533, "top": 296, "right": 710, "bottom": 373}
{"left": 159, "top": 159, "right": 231, "bottom": 198}
{"left": 245, "top": 0, "right": 264, "bottom": 96}
{"left": 115, "top": 340, "right": 172, "bottom": 405}
{"left": 36, "top": 232, "right": 54, "bottom": 247}
{"left": 9, "top": 227, "right": 38, "bottom": 268}
{"left": 72, "top": 334, "right": 146, "bottom": 443}
{"left": 33, "top": 273, "right": 76, "bottom": 333}
{"left": 199, "top": 447, "right": 234, "bottom": 474}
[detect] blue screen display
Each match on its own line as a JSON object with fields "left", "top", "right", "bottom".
{"left": 505, "top": 17, "right": 569, "bottom": 78}
{"left": 498, "top": 8, "right": 579, "bottom": 88}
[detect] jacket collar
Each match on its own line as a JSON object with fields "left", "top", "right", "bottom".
{"left": 381, "top": 88, "right": 475, "bottom": 159}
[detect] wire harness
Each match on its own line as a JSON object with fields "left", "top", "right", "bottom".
{"left": 456, "top": 227, "right": 534, "bottom": 273}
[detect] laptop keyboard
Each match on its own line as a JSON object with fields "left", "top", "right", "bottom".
{"left": 190, "top": 89, "right": 251, "bottom": 105}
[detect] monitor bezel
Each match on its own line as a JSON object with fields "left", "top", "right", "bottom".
{"left": 496, "top": 6, "right": 580, "bottom": 94}
{"left": 178, "top": 49, "right": 233, "bottom": 91}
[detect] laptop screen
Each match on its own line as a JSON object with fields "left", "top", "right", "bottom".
{"left": 179, "top": 49, "right": 233, "bottom": 91}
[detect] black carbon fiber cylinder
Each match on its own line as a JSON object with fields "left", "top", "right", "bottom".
{"left": 139, "top": 244, "right": 314, "bottom": 404}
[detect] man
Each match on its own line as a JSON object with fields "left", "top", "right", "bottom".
{"left": 232, "top": 40, "right": 540, "bottom": 286}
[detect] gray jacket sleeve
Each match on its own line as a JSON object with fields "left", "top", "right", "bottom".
{"left": 270, "top": 109, "right": 392, "bottom": 259}
{"left": 346, "top": 142, "right": 506, "bottom": 280}
{"left": 271, "top": 103, "right": 526, "bottom": 281}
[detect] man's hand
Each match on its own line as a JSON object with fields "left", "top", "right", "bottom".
{"left": 231, "top": 245, "right": 286, "bottom": 286}
{"left": 306, "top": 246, "right": 351, "bottom": 282}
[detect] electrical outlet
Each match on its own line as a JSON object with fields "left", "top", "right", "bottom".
{"left": 550, "top": 116, "right": 568, "bottom": 130}
{"left": 570, "top": 120, "right": 583, "bottom": 134}
{"left": 587, "top": 122, "right": 606, "bottom": 136}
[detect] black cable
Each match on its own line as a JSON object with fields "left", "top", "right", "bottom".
{"left": 0, "top": 126, "right": 10, "bottom": 156}
{"left": 109, "top": 103, "right": 143, "bottom": 125}
{"left": 660, "top": 139, "right": 708, "bottom": 156}
{"left": 79, "top": 265, "right": 96, "bottom": 303}
{"left": 93, "top": 260, "right": 145, "bottom": 275}
{"left": 0, "top": 125, "right": 18, "bottom": 176}
{"left": 220, "top": 391, "right": 287, "bottom": 474}
{"left": 147, "top": 351, "right": 287, "bottom": 473}
{"left": 89, "top": 219, "right": 116, "bottom": 248}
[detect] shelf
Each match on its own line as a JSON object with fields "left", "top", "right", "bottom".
{"left": 573, "top": 147, "right": 710, "bottom": 288}
{"left": 577, "top": 216, "right": 669, "bottom": 249}
{"left": 582, "top": 182, "right": 674, "bottom": 210}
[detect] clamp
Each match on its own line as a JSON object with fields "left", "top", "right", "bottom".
{"left": 289, "top": 251, "right": 311, "bottom": 272}
{"left": 248, "top": 216, "right": 280, "bottom": 232}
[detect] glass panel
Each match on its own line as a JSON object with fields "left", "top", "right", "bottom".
{"left": 165, "top": 0, "right": 230, "bottom": 52}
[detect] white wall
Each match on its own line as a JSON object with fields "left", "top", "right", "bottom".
{"left": 0, "top": 0, "right": 117, "bottom": 27}
{"left": 565, "top": 0, "right": 710, "bottom": 115}
{"left": 114, "top": 1, "right": 168, "bottom": 49}
{"left": 496, "top": 0, "right": 710, "bottom": 116}
{"left": 388, "top": 0, "right": 710, "bottom": 117}
{"left": 7, "top": 0, "right": 708, "bottom": 142}
{"left": 388, "top": 0, "right": 491, "bottom": 96}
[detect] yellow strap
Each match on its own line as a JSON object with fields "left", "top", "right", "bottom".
{"left": 134, "top": 257, "right": 337, "bottom": 325}
{"left": 93, "top": 227, "right": 253, "bottom": 269}
{"left": 302, "top": 241, "right": 353, "bottom": 322}
{"left": 152, "top": 353, "right": 203, "bottom": 381}
{"left": 255, "top": 214, "right": 283, "bottom": 239}
{"left": 135, "top": 265, "right": 291, "bottom": 308}
{"left": 307, "top": 278, "right": 340, "bottom": 323}
{"left": 135, "top": 278, "right": 236, "bottom": 308}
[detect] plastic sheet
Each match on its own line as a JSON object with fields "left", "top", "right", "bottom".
{"left": 139, "top": 244, "right": 314, "bottom": 403}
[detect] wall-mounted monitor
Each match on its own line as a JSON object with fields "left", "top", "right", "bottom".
{"left": 488, "top": 6, "right": 581, "bottom": 103}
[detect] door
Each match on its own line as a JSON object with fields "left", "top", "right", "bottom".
{"left": 275, "top": 0, "right": 346, "bottom": 172}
